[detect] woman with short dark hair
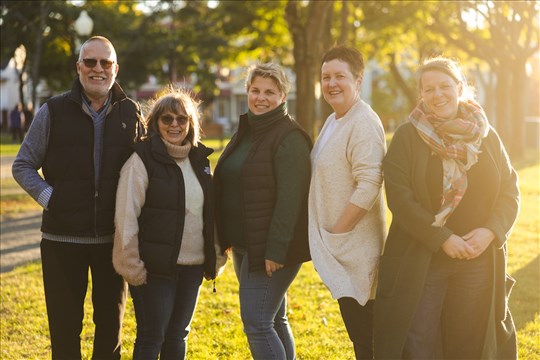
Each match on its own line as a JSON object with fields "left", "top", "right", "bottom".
{"left": 309, "top": 45, "right": 387, "bottom": 359}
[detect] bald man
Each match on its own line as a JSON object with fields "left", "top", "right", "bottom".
{"left": 13, "top": 36, "right": 143, "bottom": 359}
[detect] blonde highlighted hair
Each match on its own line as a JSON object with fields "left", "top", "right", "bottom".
{"left": 245, "top": 62, "right": 291, "bottom": 97}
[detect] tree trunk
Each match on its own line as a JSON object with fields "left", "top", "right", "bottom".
{"left": 473, "top": 64, "right": 496, "bottom": 123}
{"left": 286, "top": 1, "right": 334, "bottom": 139}
{"left": 388, "top": 53, "right": 416, "bottom": 109}
{"left": 18, "top": 57, "right": 26, "bottom": 108}
{"left": 493, "top": 58, "right": 528, "bottom": 160}
{"left": 494, "top": 67, "right": 512, "bottom": 153}
{"left": 18, "top": 70, "right": 24, "bottom": 107}
{"left": 508, "top": 60, "right": 527, "bottom": 159}
{"left": 30, "top": 2, "right": 49, "bottom": 109}
{"left": 338, "top": 0, "right": 349, "bottom": 45}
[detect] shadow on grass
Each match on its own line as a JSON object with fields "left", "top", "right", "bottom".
{"left": 510, "top": 255, "right": 540, "bottom": 330}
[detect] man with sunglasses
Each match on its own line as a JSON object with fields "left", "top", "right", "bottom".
{"left": 12, "top": 36, "right": 142, "bottom": 359}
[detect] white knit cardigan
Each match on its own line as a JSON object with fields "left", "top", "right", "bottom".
{"left": 308, "top": 99, "right": 387, "bottom": 305}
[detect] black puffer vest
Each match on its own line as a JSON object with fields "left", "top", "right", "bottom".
{"left": 42, "top": 79, "right": 141, "bottom": 236}
{"left": 215, "top": 109, "right": 312, "bottom": 272}
{"left": 135, "top": 135, "right": 217, "bottom": 279}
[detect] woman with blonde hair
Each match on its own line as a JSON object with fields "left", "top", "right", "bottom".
{"left": 214, "top": 62, "right": 312, "bottom": 359}
{"left": 375, "top": 56, "right": 519, "bottom": 359}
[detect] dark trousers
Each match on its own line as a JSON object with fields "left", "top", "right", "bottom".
{"left": 402, "top": 253, "right": 492, "bottom": 359}
{"left": 40, "top": 239, "right": 127, "bottom": 360}
{"left": 129, "top": 265, "right": 204, "bottom": 360}
{"left": 338, "top": 297, "right": 374, "bottom": 360}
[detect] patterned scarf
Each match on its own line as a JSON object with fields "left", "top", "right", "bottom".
{"left": 409, "top": 99, "right": 489, "bottom": 227}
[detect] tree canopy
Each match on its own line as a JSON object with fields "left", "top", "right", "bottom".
{"left": 1, "top": 0, "right": 537, "bottom": 159}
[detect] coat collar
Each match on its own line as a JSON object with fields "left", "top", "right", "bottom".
{"left": 240, "top": 102, "right": 290, "bottom": 140}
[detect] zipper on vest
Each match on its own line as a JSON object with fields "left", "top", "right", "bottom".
{"left": 213, "top": 279, "right": 216, "bottom": 293}
{"left": 92, "top": 108, "right": 100, "bottom": 238}
{"left": 94, "top": 189, "right": 98, "bottom": 237}
{"left": 172, "top": 166, "right": 185, "bottom": 275}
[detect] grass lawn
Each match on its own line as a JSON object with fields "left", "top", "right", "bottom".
{"left": 1, "top": 132, "right": 43, "bottom": 215}
{"left": 0, "top": 133, "right": 21, "bottom": 156}
{"left": 0, "top": 135, "right": 538, "bottom": 359}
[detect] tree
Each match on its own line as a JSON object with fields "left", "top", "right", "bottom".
{"left": 0, "top": 1, "right": 153, "bottom": 106}
{"left": 81, "top": 1, "right": 159, "bottom": 90}
{"left": 358, "top": 1, "right": 447, "bottom": 116}
{"left": 199, "top": 0, "right": 293, "bottom": 111}
{"left": 429, "top": 0, "right": 540, "bottom": 159}
{"left": 113, "top": 0, "right": 291, "bottom": 108}
{"left": 216, "top": 0, "right": 292, "bottom": 64}
{"left": 285, "top": 0, "right": 334, "bottom": 137}
{"left": 1, "top": 1, "right": 55, "bottom": 107}
{"left": 2, "top": 0, "right": 294, "bottom": 114}
{"left": 351, "top": 1, "right": 539, "bottom": 159}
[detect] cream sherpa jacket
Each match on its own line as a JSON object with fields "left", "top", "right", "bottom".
{"left": 308, "top": 99, "right": 387, "bottom": 305}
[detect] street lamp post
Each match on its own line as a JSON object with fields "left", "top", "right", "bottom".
{"left": 74, "top": 10, "right": 94, "bottom": 54}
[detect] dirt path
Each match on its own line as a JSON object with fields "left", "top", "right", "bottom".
{"left": 0, "top": 210, "right": 42, "bottom": 272}
{"left": 1, "top": 155, "right": 16, "bottom": 179}
{"left": 0, "top": 155, "right": 42, "bottom": 273}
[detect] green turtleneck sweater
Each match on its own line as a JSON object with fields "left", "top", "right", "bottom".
{"left": 217, "top": 104, "right": 311, "bottom": 263}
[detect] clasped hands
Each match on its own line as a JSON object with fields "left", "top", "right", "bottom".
{"left": 441, "top": 227, "right": 495, "bottom": 260}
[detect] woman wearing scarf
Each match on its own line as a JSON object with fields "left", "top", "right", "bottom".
{"left": 374, "top": 56, "right": 519, "bottom": 359}
{"left": 214, "top": 63, "right": 312, "bottom": 359}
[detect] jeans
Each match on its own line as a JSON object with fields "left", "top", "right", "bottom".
{"left": 232, "top": 248, "right": 301, "bottom": 360}
{"left": 129, "top": 265, "right": 204, "bottom": 360}
{"left": 402, "top": 252, "right": 493, "bottom": 359}
{"left": 338, "top": 298, "right": 374, "bottom": 360}
{"left": 40, "top": 239, "right": 127, "bottom": 360}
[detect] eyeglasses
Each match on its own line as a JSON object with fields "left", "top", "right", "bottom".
{"left": 79, "top": 58, "right": 115, "bottom": 70}
{"left": 159, "top": 114, "right": 190, "bottom": 126}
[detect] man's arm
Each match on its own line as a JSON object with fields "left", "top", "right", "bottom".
{"left": 12, "top": 104, "right": 53, "bottom": 209}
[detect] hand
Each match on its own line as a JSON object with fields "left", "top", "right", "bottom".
{"left": 265, "top": 260, "right": 284, "bottom": 277}
{"left": 331, "top": 204, "right": 368, "bottom": 234}
{"left": 441, "top": 234, "right": 475, "bottom": 260}
{"left": 462, "top": 227, "right": 495, "bottom": 259}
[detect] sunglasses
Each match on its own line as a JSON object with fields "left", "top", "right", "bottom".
{"left": 80, "top": 58, "right": 115, "bottom": 70}
{"left": 159, "top": 114, "right": 191, "bottom": 126}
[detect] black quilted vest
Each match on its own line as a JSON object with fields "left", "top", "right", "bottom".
{"left": 42, "top": 79, "right": 141, "bottom": 236}
{"left": 215, "top": 110, "right": 312, "bottom": 272}
{"left": 135, "top": 135, "right": 217, "bottom": 279}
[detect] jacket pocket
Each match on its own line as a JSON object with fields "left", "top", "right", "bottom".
{"left": 45, "top": 187, "right": 56, "bottom": 211}
{"left": 320, "top": 227, "right": 367, "bottom": 261}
